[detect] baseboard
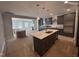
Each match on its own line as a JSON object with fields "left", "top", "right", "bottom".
{"left": 0, "top": 38, "right": 16, "bottom": 57}
{"left": 0, "top": 42, "right": 5, "bottom": 57}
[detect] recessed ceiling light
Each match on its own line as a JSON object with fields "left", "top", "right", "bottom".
{"left": 64, "top": 1, "right": 68, "bottom": 4}
{"left": 49, "top": 13, "right": 53, "bottom": 16}
{"left": 36, "top": 4, "right": 40, "bottom": 7}
{"left": 42, "top": 7, "right": 45, "bottom": 10}
{"left": 67, "top": 9, "right": 70, "bottom": 11}
{"left": 47, "top": 9, "right": 49, "bottom": 12}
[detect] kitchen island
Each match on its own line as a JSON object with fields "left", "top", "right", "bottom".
{"left": 31, "top": 29, "right": 59, "bottom": 56}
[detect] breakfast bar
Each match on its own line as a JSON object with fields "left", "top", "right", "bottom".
{"left": 31, "top": 29, "right": 59, "bottom": 56}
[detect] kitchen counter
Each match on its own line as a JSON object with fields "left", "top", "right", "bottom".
{"left": 31, "top": 29, "right": 59, "bottom": 56}
{"left": 31, "top": 29, "right": 58, "bottom": 39}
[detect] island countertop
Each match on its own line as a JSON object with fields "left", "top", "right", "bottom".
{"left": 31, "top": 29, "right": 58, "bottom": 39}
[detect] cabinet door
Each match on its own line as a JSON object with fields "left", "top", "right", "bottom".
{"left": 77, "top": 15, "right": 79, "bottom": 56}
{"left": 38, "top": 18, "right": 43, "bottom": 31}
{"left": 39, "top": 18, "right": 43, "bottom": 26}
{"left": 76, "top": 15, "right": 79, "bottom": 46}
{"left": 45, "top": 17, "right": 52, "bottom": 25}
{"left": 57, "top": 15, "right": 64, "bottom": 24}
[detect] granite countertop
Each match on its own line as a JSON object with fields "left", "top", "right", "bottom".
{"left": 31, "top": 29, "right": 58, "bottom": 40}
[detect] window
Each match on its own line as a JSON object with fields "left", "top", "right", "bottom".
{"left": 12, "top": 17, "right": 34, "bottom": 30}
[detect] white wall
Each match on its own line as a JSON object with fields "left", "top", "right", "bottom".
{"left": 0, "top": 12, "right": 5, "bottom": 56}
{"left": 2, "top": 12, "right": 14, "bottom": 41}
{"left": 0, "top": 12, "right": 14, "bottom": 56}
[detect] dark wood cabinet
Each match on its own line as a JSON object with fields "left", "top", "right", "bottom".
{"left": 57, "top": 15, "right": 64, "bottom": 24}
{"left": 38, "top": 18, "right": 44, "bottom": 31}
{"left": 76, "top": 13, "right": 79, "bottom": 56}
{"left": 77, "top": 16, "right": 79, "bottom": 46}
{"left": 39, "top": 18, "right": 43, "bottom": 26}
{"left": 33, "top": 31, "right": 58, "bottom": 56}
{"left": 16, "top": 30, "right": 26, "bottom": 38}
{"left": 45, "top": 17, "right": 52, "bottom": 25}
{"left": 57, "top": 15, "right": 64, "bottom": 35}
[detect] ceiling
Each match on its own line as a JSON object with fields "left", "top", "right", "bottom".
{"left": 0, "top": 1, "right": 77, "bottom": 18}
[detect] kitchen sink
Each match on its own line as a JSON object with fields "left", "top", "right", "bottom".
{"left": 45, "top": 31, "right": 52, "bottom": 33}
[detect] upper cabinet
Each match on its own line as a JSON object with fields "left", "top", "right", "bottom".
{"left": 38, "top": 18, "right": 44, "bottom": 31}
{"left": 57, "top": 15, "right": 64, "bottom": 24}
{"left": 38, "top": 18, "right": 43, "bottom": 26}
{"left": 45, "top": 17, "right": 52, "bottom": 25}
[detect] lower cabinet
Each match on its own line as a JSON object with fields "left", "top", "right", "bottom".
{"left": 16, "top": 30, "right": 26, "bottom": 38}
{"left": 33, "top": 32, "right": 58, "bottom": 56}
